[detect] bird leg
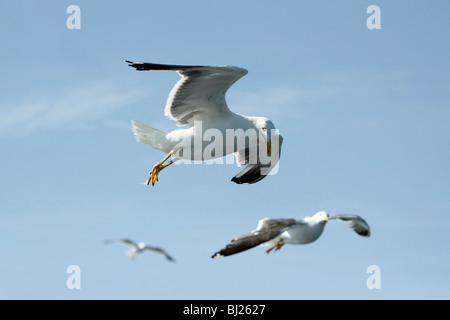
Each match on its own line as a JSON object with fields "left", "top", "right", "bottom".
{"left": 146, "top": 150, "right": 179, "bottom": 186}
{"left": 265, "top": 239, "right": 285, "bottom": 254}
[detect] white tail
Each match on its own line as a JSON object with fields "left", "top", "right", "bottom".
{"left": 131, "top": 120, "right": 171, "bottom": 153}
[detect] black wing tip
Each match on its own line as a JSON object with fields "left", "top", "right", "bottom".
{"left": 231, "top": 174, "right": 267, "bottom": 185}
{"left": 125, "top": 60, "right": 203, "bottom": 71}
{"left": 231, "top": 163, "right": 273, "bottom": 185}
{"left": 211, "top": 252, "right": 224, "bottom": 259}
{"left": 359, "top": 230, "right": 371, "bottom": 237}
{"left": 126, "top": 60, "right": 150, "bottom": 71}
{"left": 231, "top": 177, "right": 245, "bottom": 184}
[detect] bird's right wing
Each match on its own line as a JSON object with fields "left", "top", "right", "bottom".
{"left": 328, "top": 214, "right": 371, "bottom": 237}
{"left": 126, "top": 61, "right": 248, "bottom": 127}
{"left": 212, "top": 218, "right": 298, "bottom": 258}
{"left": 145, "top": 246, "right": 176, "bottom": 262}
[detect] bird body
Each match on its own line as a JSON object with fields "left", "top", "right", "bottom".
{"left": 279, "top": 218, "right": 326, "bottom": 245}
{"left": 163, "top": 114, "right": 274, "bottom": 159}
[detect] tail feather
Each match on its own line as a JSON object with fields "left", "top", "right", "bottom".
{"left": 131, "top": 120, "right": 171, "bottom": 153}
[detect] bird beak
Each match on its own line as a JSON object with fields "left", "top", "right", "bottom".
{"left": 324, "top": 216, "right": 329, "bottom": 222}
{"left": 267, "top": 141, "right": 272, "bottom": 157}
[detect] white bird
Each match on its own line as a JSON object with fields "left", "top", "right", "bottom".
{"left": 212, "top": 211, "right": 370, "bottom": 258}
{"left": 105, "top": 239, "right": 175, "bottom": 262}
{"left": 126, "top": 61, "right": 283, "bottom": 186}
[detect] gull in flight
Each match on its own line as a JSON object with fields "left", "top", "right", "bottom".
{"left": 105, "top": 238, "right": 175, "bottom": 262}
{"left": 126, "top": 61, "right": 283, "bottom": 186}
{"left": 212, "top": 211, "right": 370, "bottom": 258}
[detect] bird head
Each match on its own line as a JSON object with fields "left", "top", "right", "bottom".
{"left": 313, "top": 211, "right": 329, "bottom": 224}
{"left": 137, "top": 242, "right": 146, "bottom": 250}
{"left": 254, "top": 117, "right": 277, "bottom": 157}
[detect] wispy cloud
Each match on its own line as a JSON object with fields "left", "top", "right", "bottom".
{"left": 0, "top": 78, "right": 148, "bottom": 138}
{"left": 227, "top": 70, "right": 407, "bottom": 128}
{"left": 227, "top": 75, "right": 353, "bottom": 121}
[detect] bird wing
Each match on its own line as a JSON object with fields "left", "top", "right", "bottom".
{"left": 231, "top": 163, "right": 271, "bottom": 184}
{"left": 144, "top": 246, "right": 176, "bottom": 262}
{"left": 212, "top": 218, "right": 298, "bottom": 258}
{"left": 105, "top": 238, "right": 139, "bottom": 248}
{"left": 232, "top": 134, "right": 283, "bottom": 184}
{"left": 126, "top": 61, "right": 248, "bottom": 127}
{"left": 328, "top": 214, "right": 371, "bottom": 237}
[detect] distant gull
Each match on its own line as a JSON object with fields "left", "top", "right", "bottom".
{"left": 105, "top": 238, "right": 175, "bottom": 262}
{"left": 212, "top": 211, "right": 370, "bottom": 258}
{"left": 126, "top": 61, "right": 283, "bottom": 186}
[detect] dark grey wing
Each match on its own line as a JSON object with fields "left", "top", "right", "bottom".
{"left": 212, "top": 218, "right": 297, "bottom": 258}
{"left": 126, "top": 61, "right": 248, "bottom": 127}
{"left": 104, "top": 238, "right": 138, "bottom": 248}
{"left": 144, "top": 246, "right": 176, "bottom": 262}
{"left": 328, "top": 214, "right": 371, "bottom": 237}
{"left": 232, "top": 135, "right": 283, "bottom": 184}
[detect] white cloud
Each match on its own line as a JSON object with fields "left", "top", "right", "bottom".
{"left": 226, "top": 70, "right": 400, "bottom": 127}
{"left": 227, "top": 81, "right": 346, "bottom": 122}
{"left": 0, "top": 78, "right": 148, "bottom": 138}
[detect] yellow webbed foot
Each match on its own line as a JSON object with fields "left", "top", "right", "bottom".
{"left": 274, "top": 241, "right": 285, "bottom": 251}
{"left": 146, "top": 166, "right": 162, "bottom": 186}
{"left": 265, "top": 246, "right": 275, "bottom": 254}
{"left": 265, "top": 240, "right": 284, "bottom": 254}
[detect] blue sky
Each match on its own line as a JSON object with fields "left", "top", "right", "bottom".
{"left": 1, "top": 0, "right": 449, "bottom": 300}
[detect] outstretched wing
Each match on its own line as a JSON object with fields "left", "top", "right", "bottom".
{"left": 104, "top": 238, "right": 138, "bottom": 249}
{"left": 145, "top": 246, "right": 176, "bottom": 262}
{"left": 328, "top": 214, "right": 371, "bottom": 237}
{"left": 126, "top": 61, "right": 248, "bottom": 127}
{"left": 212, "top": 218, "right": 298, "bottom": 258}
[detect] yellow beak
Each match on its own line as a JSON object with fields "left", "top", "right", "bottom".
{"left": 267, "top": 141, "right": 272, "bottom": 157}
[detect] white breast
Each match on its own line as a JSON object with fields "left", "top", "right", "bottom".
{"left": 281, "top": 222, "right": 326, "bottom": 245}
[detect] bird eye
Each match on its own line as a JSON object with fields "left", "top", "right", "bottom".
{"left": 262, "top": 127, "right": 267, "bottom": 131}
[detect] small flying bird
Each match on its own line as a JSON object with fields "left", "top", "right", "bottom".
{"left": 105, "top": 239, "right": 175, "bottom": 262}
{"left": 126, "top": 61, "right": 283, "bottom": 186}
{"left": 212, "top": 211, "right": 370, "bottom": 258}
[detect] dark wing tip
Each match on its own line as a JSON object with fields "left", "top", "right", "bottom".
{"left": 211, "top": 246, "right": 233, "bottom": 258}
{"left": 350, "top": 219, "right": 371, "bottom": 238}
{"left": 356, "top": 228, "right": 371, "bottom": 237}
{"left": 126, "top": 60, "right": 150, "bottom": 71}
{"left": 125, "top": 61, "right": 203, "bottom": 71}
{"left": 328, "top": 214, "right": 371, "bottom": 238}
{"left": 166, "top": 254, "right": 176, "bottom": 262}
{"left": 231, "top": 164, "right": 268, "bottom": 184}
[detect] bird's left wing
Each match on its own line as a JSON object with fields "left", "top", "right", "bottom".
{"left": 232, "top": 134, "right": 283, "bottom": 184}
{"left": 104, "top": 238, "right": 139, "bottom": 248}
{"left": 145, "top": 246, "right": 176, "bottom": 262}
{"left": 328, "top": 214, "right": 371, "bottom": 237}
{"left": 212, "top": 218, "right": 298, "bottom": 258}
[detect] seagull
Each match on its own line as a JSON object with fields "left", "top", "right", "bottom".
{"left": 126, "top": 61, "right": 283, "bottom": 186}
{"left": 105, "top": 239, "right": 175, "bottom": 262}
{"left": 212, "top": 211, "right": 370, "bottom": 258}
